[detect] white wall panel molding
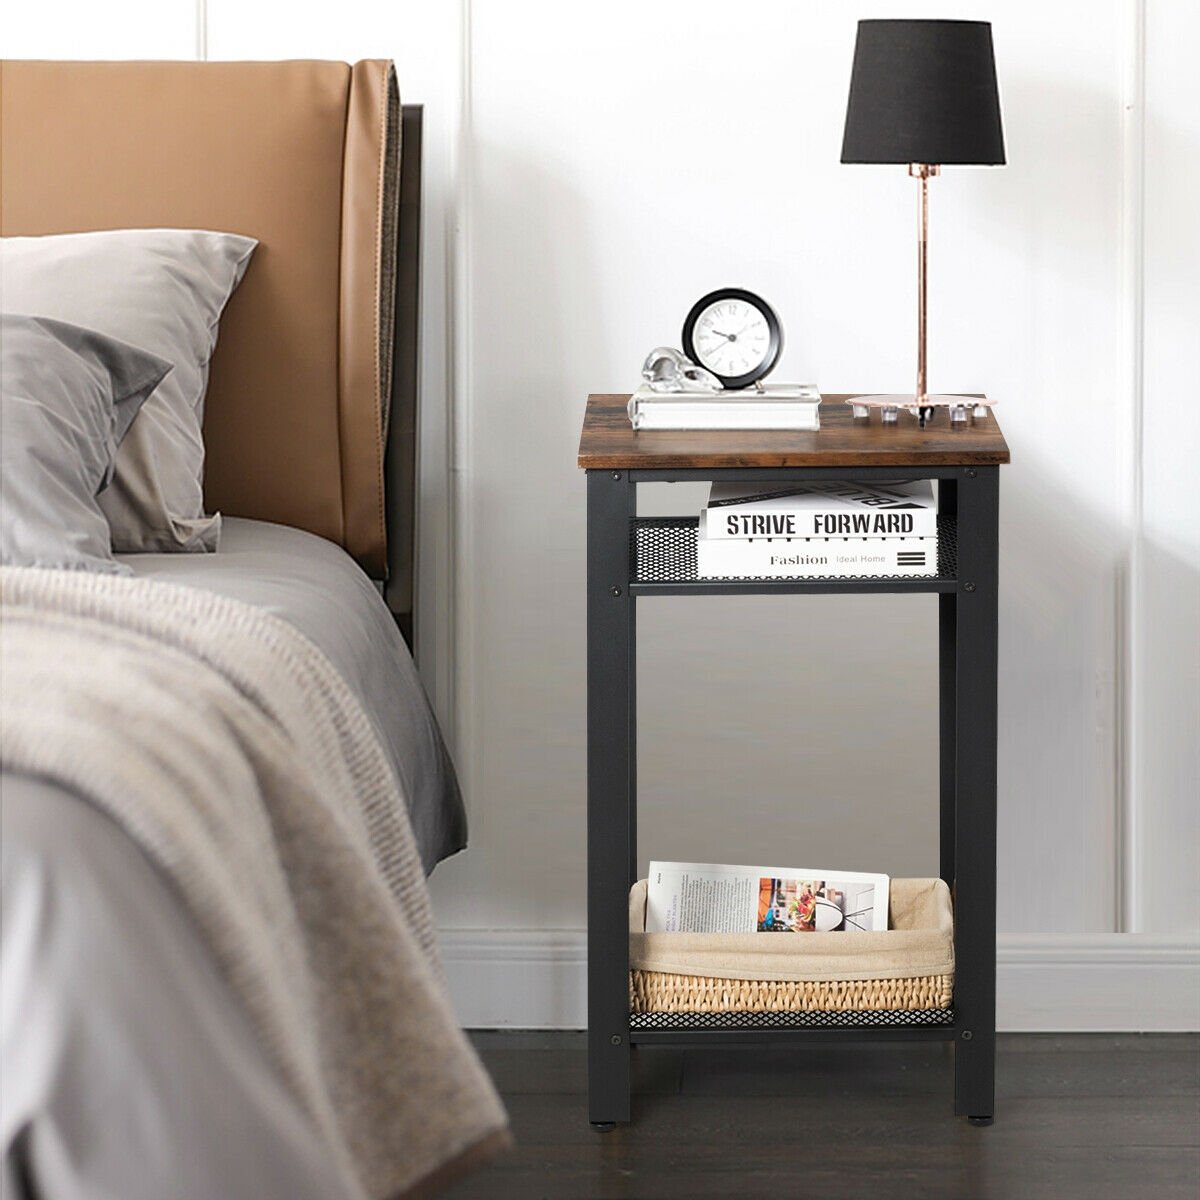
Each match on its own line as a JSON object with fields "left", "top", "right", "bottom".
{"left": 1131, "top": 0, "right": 1200, "bottom": 934}
{"left": 449, "top": 0, "right": 479, "bottom": 809}
{"left": 1116, "top": 0, "right": 1146, "bottom": 934}
{"left": 441, "top": 930, "right": 1200, "bottom": 1032}
{"left": 194, "top": 0, "right": 207, "bottom": 60}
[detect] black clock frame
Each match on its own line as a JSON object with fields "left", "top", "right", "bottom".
{"left": 681, "top": 287, "right": 783, "bottom": 390}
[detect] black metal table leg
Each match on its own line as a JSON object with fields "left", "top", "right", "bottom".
{"left": 938, "top": 479, "right": 958, "bottom": 890}
{"left": 939, "top": 592, "right": 958, "bottom": 888}
{"left": 587, "top": 469, "right": 636, "bottom": 1126}
{"left": 951, "top": 466, "right": 999, "bottom": 1122}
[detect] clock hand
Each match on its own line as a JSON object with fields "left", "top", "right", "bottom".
{"left": 710, "top": 329, "right": 734, "bottom": 340}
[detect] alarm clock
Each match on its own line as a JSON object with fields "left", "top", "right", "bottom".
{"left": 682, "top": 288, "right": 783, "bottom": 390}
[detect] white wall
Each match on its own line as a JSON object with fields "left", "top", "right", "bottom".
{"left": 6, "top": 0, "right": 1197, "bottom": 1028}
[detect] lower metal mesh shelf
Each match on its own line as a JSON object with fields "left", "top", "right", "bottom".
{"left": 631, "top": 515, "right": 957, "bottom": 585}
{"left": 629, "top": 1007, "right": 956, "bottom": 1031}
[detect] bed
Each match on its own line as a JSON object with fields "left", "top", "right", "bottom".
{"left": 0, "top": 60, "right": 506, "bottom": 1200}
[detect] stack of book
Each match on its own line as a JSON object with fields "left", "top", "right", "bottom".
{"left": 697, "top": 480, "right": 938, "bottom": 579}
{"left": 627, "top": 383, "right": 821, "bottom": 431}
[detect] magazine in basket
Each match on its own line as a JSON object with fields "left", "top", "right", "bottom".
{"left": 646, "top": 861, "right": 889, "bottom": 935}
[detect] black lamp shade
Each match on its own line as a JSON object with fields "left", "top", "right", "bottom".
{"left": 841, "top": 19, "right": 1005, "bottom": 166}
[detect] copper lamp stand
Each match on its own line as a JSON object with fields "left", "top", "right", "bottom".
{"left": 912, "top": 162, "right": 937, "bottom": 425}
{"left": 850, "top": 162, "right": 985, "bottom": 429}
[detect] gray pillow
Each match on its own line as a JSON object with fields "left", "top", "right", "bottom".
{"left": 1, "top": 315, "right": 171, "bottom": 574}
{"left": 0, "top": 229, "right": 257, "bottom": 553}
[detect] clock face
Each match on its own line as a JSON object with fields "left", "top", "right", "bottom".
{"left": 682, "top": 288, "right": 782, "bottom": 389}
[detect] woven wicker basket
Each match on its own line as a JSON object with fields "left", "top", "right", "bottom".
{"left": 629, "top": 968, "right": 953, "bottom": 1013}
{"left": 629, "top": 877, "right": 954, "bottom": 1014}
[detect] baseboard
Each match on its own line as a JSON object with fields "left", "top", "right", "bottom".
{"left": 439, "top": 930, "right": 1200, "bottom": 1032}
{"left": 995, "top": 934, "right": 1200, "bottom": 1031}
{"left": 441, "top": 931, "right": 587, "bottom": 1031}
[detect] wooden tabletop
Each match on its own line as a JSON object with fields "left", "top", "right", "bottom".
{"left": 577, "top": 394, "right": 1010, "bottom": 469}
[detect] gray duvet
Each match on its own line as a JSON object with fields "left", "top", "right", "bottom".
{"left": 0, "top": 522, "right": 489, "bottom": 1200}
{"left": 3, "top": 777, "right": 367, "bottom": 1200}
{"left": 117, "top": 516, "right": 466, "bottom": 871}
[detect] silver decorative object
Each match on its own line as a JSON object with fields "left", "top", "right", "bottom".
{"left": 641, "top": 346, "right": 722, "bottom": 394}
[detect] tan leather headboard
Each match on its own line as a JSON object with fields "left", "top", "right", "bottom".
{"left": 1, "top": 59, "right": 399, "bottom": 577}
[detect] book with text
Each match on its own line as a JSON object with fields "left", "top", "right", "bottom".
{"left": 696, "top": 534, "right": 937, "bottom": 579}
{"left": 646, "top": 861, "right": 890, "bottom": 934}
{"left": 703, "top": 479, "right": 937, "bottom": 540}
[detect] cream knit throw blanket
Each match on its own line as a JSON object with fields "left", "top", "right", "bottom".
{"left": 0, "top": 567, "right": 506, "bottom": 1199}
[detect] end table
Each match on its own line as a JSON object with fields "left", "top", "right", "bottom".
{"left": 578, "top": 394, "right": 1009, "bottom": 1127}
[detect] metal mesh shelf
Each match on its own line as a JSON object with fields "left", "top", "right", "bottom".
{"left": 631, "top": 515, "right": 957, "bottom": 589}
{"left": 629, "top": 1007, "right": 956, "bottom": 1031}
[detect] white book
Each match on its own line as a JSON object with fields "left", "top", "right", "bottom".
{"left": 646, "top": 861, "right": 889, "bottom": 934}
{"left": 696, "top": 533, "right": 938, "bottom": 579}
{"left": 703, "top": 479, "right": 937, "bottom": 540}
{"left": 628, "top": 384, "right": 821, "bottom": 431}
{"left": 635, "top": 408, "right": 820, "bottom": 431}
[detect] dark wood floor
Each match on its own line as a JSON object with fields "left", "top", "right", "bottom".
{"left": 445, "top": 1032, "right": 1199, "bottom": 1200}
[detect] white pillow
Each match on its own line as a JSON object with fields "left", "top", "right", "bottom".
{"left": 0, "top": 229, "right": 257, "bottom": 552}
{"left": 1, "top": 315, "right": 171, "bottom": 573}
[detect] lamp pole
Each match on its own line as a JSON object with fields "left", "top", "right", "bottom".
{"left": 909, "top": 162, "right": 939, "bottom": 425}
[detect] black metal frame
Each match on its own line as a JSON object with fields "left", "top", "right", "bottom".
{"left": 586, "top": 463, "right": 999, "bottom": 1127}
{"left": 383, "top": 104, "right": 423, "bottom": 644}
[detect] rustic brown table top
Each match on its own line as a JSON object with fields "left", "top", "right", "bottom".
{"left": 577, "top": 394, "right": 1010, "bottom": 469}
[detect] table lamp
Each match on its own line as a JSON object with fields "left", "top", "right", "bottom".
{"left": 841, "top": 18, "right": 1005, "bottom": 427}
